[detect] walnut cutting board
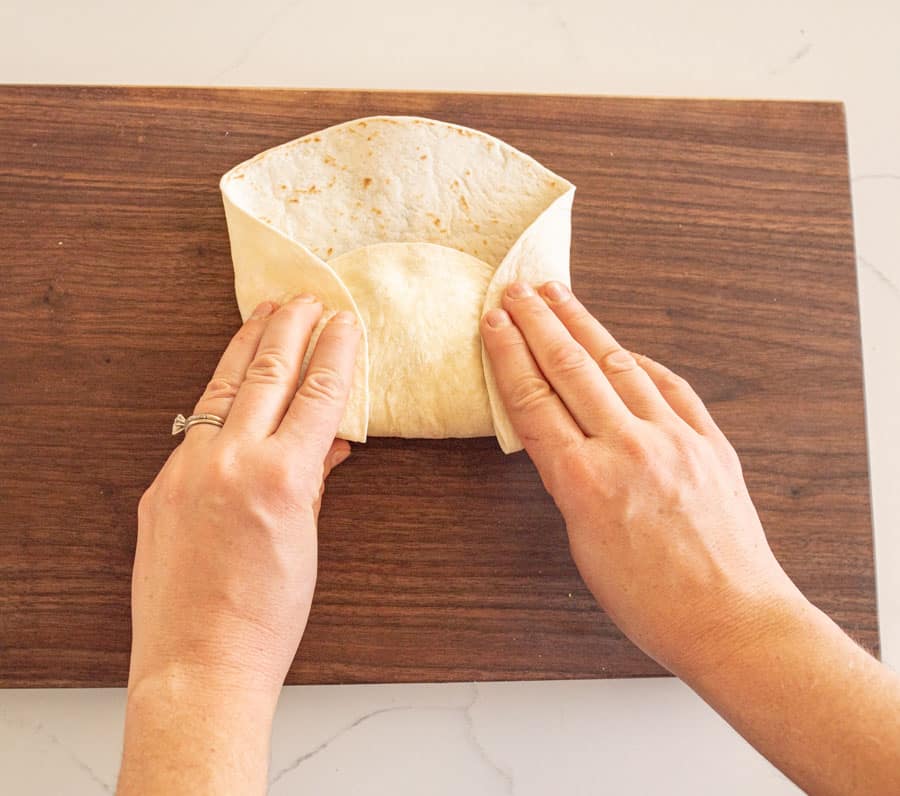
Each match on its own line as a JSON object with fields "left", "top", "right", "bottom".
{"left": 0, "top": 86, "right": 876, "bottom": 687}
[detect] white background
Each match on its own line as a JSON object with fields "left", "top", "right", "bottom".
{"left": 1, "top": 2, "right": 898, "bottom": 793}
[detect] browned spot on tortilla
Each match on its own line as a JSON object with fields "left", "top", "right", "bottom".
{"left": 465, "top": 169, "right": 472, "bottom": 176}
{"left": 473, "top": 222, "right": 481, "bottom": 231}
{"left": 384, "top": 177, "right": 391, "bottom": 184}
{"left": 363, "top": 177, "right": 372, "bottom": 188}
{"left": 491, "top": 218, "right": 499, "bottom": 224}
{"left": 327, "top": 177, "right": 336, "bottom": 188}
{"left": 451, "top": 179, "right": 460, "bottom": 190}
{"left": 433, "top": 217, "right": 441, "bottom": 227}
{"left": 419, "top": 154, "right": 427, "bottom": 160}
{"left": 327, "top": 247, "right": 334, "bottom": 256}
{"left": 358, "top": 120, "right": 368, "bottom": 127}
{"left": 297, "top": 184, "right": 319, "bottom": 194}
{"left": 313, "top": 136, "right": 322, "bottom": 142}
{"left": 459, "top": 196, "right": 469, "bottom": 211}
{"left": 288, "top": 198, "right": 299, "bottom": 203}
{"left": 486, "top": 141, "right": 494, "bottom": 149}
{"left": 372, "top": 207, "right": 382, "bottom": 215}
{"left": 323, "top": 155, "right": 336, "bottom": 165}
{"left": 233, "top": 173, "right": 245, "bottom": 180}
{"left": 483, "top": 238, "right": 489, "bottom": 246}
{"left": 279, "top": 183, "right": 287, "bottom": 190}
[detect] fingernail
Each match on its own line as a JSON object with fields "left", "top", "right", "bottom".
{"left": 332, "top": 447, "right": 351, "bottom": 467}
{"left": 506, "top": 282, "right": 534, "bottom": 299}
{"left": 541, "top": 281, "right": 570, "bottom": 303}
{"left": 483, "top": 308, "right": 510, "bottom": 328}
{"left": 293, "top": 293, "right": 317, "bottom": 303}
{"left": 332, "top": 310, "right": 357, "bottom": 325}
{"left": 251, "top": 301, "right": 275, "bottom": 319}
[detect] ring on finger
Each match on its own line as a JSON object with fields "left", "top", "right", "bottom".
{"left": 171, "top": 413, "right": 226, "bottom": 436}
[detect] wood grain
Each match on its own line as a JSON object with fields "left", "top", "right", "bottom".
{"left": 0, "top": 87, "right": 875, "bottom": 687}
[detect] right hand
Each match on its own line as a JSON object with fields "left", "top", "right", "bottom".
{"left": 481, "top": 280, "right": 804, "bottom": 677}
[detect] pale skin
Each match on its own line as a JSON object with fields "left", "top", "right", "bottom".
{"left": 118, "top": 283, "right": 900, "bottom": 796}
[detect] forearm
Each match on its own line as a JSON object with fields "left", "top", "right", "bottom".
{"left": 117, "top": 665, "right": 277, "bottom": 795}
{"left": 680, "top": 592, "right": 900, "bottom": 796}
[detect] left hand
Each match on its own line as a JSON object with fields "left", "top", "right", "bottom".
{"left": 129, "top": 296, "right": 360, "bottom": 701}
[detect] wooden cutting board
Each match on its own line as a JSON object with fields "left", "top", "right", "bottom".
{"left": 0, "top": 86, "right": 876, "bottom": 687}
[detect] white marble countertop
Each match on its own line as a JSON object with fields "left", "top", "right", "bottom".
{"left": 1, "top": 2, "right": 898, "bottom": 793}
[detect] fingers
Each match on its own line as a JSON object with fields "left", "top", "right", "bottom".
{"left": 225, "top": 295, "right": 324, "bottom": 438}
{"left": 480, "top": 308, "right": 584, "bottom": 452}
{"left": 188, "top": 301, "right": 276, "bottom": 442}
{"left": 534, "top": 282, "right": 675, "bottom": 422}
{"left": 632, "top": 353, "right": 721, "bottom": 437}
{"left": 278, "top": 311, "right": 361, "bottom": 462}
{"left": 499, "top": 283, "right": 634, "bottom": 437}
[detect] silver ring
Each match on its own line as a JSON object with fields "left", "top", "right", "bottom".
{"left": 171, "top": 413, "right": 226, "bottom": 436}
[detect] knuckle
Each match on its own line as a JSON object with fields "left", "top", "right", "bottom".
{"left": 245, "top": 350, "right": 292, "bottom": 384}
{"left": 211, "top": 444, "right": 240, "bottom": 478}
{"left": 566, "top": 303, "right": 596, "bottom": 330}
{"left": 671, "top": 433, "right": 709, "bottom": 481}
{"left": 299, "top": 366, "right": 347, "bottom": 403}
{"left": 202, "top": 374, "right": 241, "bottom": 402}
{"left": 233, "top": 327, "right": 257, "bottom": 345}
{"left": 659, "top": 368, "right": 689, "bottom": 392}
{"left": 507, "top": 374, "right": 555, "bottom": 414}
{"left": 717, "top": 438, "right": 744, "bottom": 475}
{"left": 616, "top": 426, "right": 653, "bottom": 467}
{"left": 545, "top": 340, "right": 590, "bottom": 376}
{"left": 599, "top": 348, "right": 638, "bottom": 376}
{"left": 546, "top": 444, "right": 593, "bottom": 492}
{"left": 493, "top": 332, "right": 526, "bottom": 357}
{"left": 262, "top": 458, "right": 294, "bottom": 497}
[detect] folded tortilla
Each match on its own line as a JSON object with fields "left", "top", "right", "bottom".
{"left": 220, "top": 116, "right": 574, "bottom": 453}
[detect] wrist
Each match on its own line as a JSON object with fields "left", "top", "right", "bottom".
{"left": 127, "top": 659, "right": 281, "bottom": 721}
{"left": 119, "top": 663, "right": 277, "bottom": 795}
{"left": 671, "top": 580, "right": 815, "bottom": 686}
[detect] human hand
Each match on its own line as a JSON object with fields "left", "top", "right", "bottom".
{"left": 481, "top": 281, "right": 802, "bottom": 677}
{"left": 130, "top": 296, "right": 360, "bottom": 702}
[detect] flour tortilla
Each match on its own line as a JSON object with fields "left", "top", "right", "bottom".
{"left": 220, "top": 116, "right": 575, "bottom": 452}
{"left": 330, "top": 242, "right": 494, "bottom": 438}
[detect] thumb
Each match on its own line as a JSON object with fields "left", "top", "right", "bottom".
{"left": 322, "top": 439, "right": 351, "bottom": 481}
{"left": 313, "top": 440, "right": 351, "bottom": 520}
